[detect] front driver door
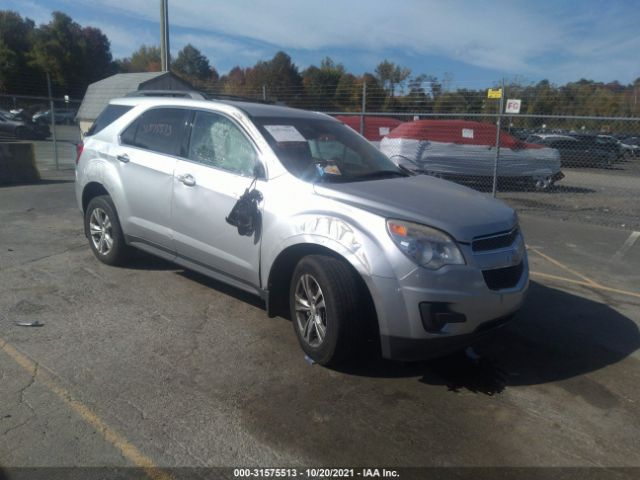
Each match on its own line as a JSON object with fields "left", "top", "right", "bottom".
{"left": 171, "top": 110, "right": 264, "bottom": 290}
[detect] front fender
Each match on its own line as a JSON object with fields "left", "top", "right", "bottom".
{"left": 261, "top": 213, "right": 402, "bottom": 338}
{"left": 262, "top": 213, "right": 397, "bottom": 284}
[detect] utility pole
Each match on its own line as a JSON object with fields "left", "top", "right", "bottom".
{"left": 46, "top": 72, "right": 59, "bottom": 170}
{"left": 491, "top": 78, "right": 505, "bottom": 198}
{"left": 360, "top": 81, "right": 367, "bottom": 136}
{"left": 160, "top": 0, "right": 170, "bottom": 71}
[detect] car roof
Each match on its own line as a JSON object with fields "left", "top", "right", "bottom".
{"left": 109, "top": 96, "right": 333, "bottom": 121}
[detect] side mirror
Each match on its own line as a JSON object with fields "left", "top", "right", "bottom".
{"left": 253, "top": 163, "right": 266, "bottom": 180}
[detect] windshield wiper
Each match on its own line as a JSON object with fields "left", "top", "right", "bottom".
{"left": 397, "top": 163, "right": 419, "bottom": 176}
{"left": 353, "top": 170, "right": 408, "bottom": 181}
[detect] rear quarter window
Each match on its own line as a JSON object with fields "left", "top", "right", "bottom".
{"left": 87, "top": 104, "right": 133, "bottom": 136}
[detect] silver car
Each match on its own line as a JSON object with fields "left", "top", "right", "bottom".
{"left": 75, "top": 95, "right": 529, "bottom": 366}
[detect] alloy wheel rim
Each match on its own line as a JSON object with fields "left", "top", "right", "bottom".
{"left": 294, "top": 274, "right": 327, "bottom": 348}
{"left": 89, "top": 207, "right": 114, "bottom": 256}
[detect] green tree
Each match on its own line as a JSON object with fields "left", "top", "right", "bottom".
{"left": 301, "top": 56, "right": 345, "bottom": 109}
{"left": 245, "top": 51, "right": 302, "bottom": 101}
{"left": 172, "top": 44, "right": 212, "bottom": 82}
{"left": 28, "top": 12, "right": 114, "bottom": 96}
{"left": 29, "top": 12, "right": 86, "bottom": 95}
{"left": 359, "top": 73, "right": 386, "bottom": 112}
{"left": 219, "top": 66, "right": 247, "bottom": 95}
{"left": 80, "top": 26, "right": 114, "bottom": 84}
{"left": 375, "top": 59, "right": 411, "bottom": 98}
{"left": 120, "top": 45, "right": 162, "bottom": 73}
{"left": 401, "top": 74, "right": 431, "bottom": 111}
{"left": 0, "top": 11, "right": 36, "bottom": 93}
{"left": 433, "top": 91, "right": 470, "bottom": 113}
{"left": 333, "top": 73, "right": 358, "bottom": 110}
{"left": 424, "top": 74, "right": 442, "bottom": 99}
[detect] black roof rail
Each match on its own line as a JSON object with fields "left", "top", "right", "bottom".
{"left": 207, "top": 93, "right": 272, "bottom": 104}
{"left": 124, "top": 89, "right": 274, "bottom": 105}
{"left": 125, "top": 90, "right": 207, "bottom": 100}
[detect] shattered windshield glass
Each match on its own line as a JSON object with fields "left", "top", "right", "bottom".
{"left": 254, "top": 116, "right": 406, "bottom": 183}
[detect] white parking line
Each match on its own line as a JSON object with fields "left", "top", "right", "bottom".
{"left": 611, "top": 231, "right": 640, "bottom": 262}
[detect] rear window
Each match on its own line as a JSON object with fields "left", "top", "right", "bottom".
{"left": 87, "top": 104, "right": 132, "bottom": 136}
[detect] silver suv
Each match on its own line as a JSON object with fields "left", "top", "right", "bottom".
{"left": 75, "top": 94, "right": 528, "bottom": 366}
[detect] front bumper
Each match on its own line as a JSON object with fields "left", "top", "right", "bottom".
{"left": 368, "top": 252, "right": 529, "bottom": 361}
{"left": 382, "top": 314, "right": 515, "bottom": 361}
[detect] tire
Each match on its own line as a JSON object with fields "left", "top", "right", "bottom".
{"left": 289, "top": 255, "right": 361, "bottom": 366}
{"left": 84, "top": 195, "right": 132, "bottom": 266}
{"left": 532, "top": 176, "right": 552, "bottom": 191}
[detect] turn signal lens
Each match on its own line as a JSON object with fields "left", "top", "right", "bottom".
{"left": 388, "top": 222, "right": 408, "bottom": 237}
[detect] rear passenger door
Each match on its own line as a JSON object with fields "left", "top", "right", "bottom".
{"left": 171, "top": 110, "right": 263, "bottom": 289}
{"left": 117, "top": 107, "right": 190, "bottom": 254}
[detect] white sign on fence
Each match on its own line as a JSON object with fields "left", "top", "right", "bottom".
{"left": 505, "top": 99, "right": 522, "bottom": 114}
{"left": 462, "top": 128, "right": 474, "bottom": 139}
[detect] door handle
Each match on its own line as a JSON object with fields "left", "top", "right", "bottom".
{"left": 176, "top": 174, "right": 196, "bottom": 186}
{"left": 116, "top": 153, "right": 129, "bottom": 163}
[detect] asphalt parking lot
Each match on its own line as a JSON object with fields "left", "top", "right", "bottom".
{"left": 502, "top": 157, "right": 640, "bottom": 229}
{"left": 0, "top": 167, "right": 639, "bottom": 478}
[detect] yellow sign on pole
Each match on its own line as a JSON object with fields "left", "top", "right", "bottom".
{"left": 487, "top": 88, "right": 503, "bottom": 99}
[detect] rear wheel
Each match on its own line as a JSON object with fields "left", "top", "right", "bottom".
{"left": 84, "top": 195, "right": 132, "bottom": 266}
{"left": 532, "top": 176, "right": 553, "bottom": 191}
{"left": 289, "top": 255, "right": 361, "bottom": 366}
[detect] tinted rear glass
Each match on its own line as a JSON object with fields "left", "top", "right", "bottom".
{"left": 121, "top": 107, "right": 189, "bottom": 156}
{"left": 87, "top": 104, "right": 132, "bottom": 136}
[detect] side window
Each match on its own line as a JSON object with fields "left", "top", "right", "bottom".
{"left": 187, "top": 111, "right": 257, "bottom": 176}
{"left": 121, "top": 108, "right": 189, "bottom": 156}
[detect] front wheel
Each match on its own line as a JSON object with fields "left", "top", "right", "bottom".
{"left": 289, "top": 255, "right": 361, "bottom": 366}
{"left": 84, "top": 195, "right": 132, "bottom": 266}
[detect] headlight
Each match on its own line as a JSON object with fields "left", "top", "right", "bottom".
{"left": 386, "top": 219, "right": 465, "bottom": 269}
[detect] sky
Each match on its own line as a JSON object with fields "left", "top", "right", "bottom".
{"left": 2, "top": 0, "right": 639, "bottom": 87}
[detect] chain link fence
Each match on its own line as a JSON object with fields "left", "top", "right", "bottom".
{"left": 204, "top": 79, "right": 639, "bottom": 230}
{"left": 0, "top": 93, "right": 82, "bottom": 171}
{"left": 2, "top": 81, "right": 638, "bottom": 229}
{"left": 325, "top": 111, "right": 640, "bottom": 229}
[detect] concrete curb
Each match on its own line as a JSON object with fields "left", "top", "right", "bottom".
{"left": 0, "top": 142, "right": 41, "bottom": 185}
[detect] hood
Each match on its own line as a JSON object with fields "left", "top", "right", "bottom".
{"left": 314, "top": 175, "right": 517, "bottom": 243}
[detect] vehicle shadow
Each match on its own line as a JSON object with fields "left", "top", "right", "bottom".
{"left": 339, "top": 281, "right": 640, "bottom": 395}
{"left": 117, "top": 249, "right": 266, "bottom": 308}
{"left": 179, "top": 269, "right": 266, "bottom": 309}
{"left": 122, "top": 250, "right": 178, "bottom": 271}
